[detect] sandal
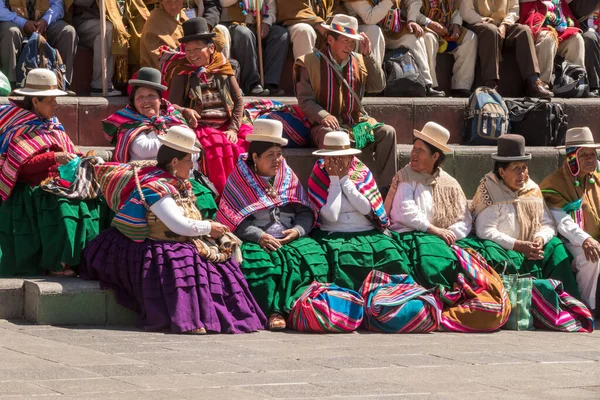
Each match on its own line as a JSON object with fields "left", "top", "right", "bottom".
{"left": 48, "top": 267, "right": 76, "bottom": 277}
{"left": 268, "top": 313, "right": 286, "bottom": 330}
{"left": 184, "top": 327, "right": 207, "bottom": 335}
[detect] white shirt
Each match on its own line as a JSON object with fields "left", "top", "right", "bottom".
{"left": 320, "top": 175, "right": 375, "bottom": 233}
{"left": 389, "top": 180, "right": 472, "bottom": 240}
{"left": 548, "top": 208, "right": 591, "bottom": 247}
{"left": 128, "top": 131, "right": 200, "bottom": 169}
{"left": 475, "top": 203, "right": 556, "bottom": 250}
{"left": 150, "top": 196, "right": 211, "bottom": 237}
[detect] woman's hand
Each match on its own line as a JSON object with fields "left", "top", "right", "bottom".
{"left": 182, "top": 108, "right": 201, "bottom": 128}
{"left": 278, "top": 229, "right": 299, "bottom": 246}
{"left": 209, "top": 221, "right": 229, "bottom": 239}
{"left": 55, "top": 152, "right": 76, "bottom": 165}
{"left": 428, "top": 226, "right": 456, "bottom": 245}
{"left": 258, "top": 233, "right": 282, "bottom": 252}
{"left": 225, "top": 129, "right": 238, "bottom": 144}
{"left": 514, "top": 240, "right": 544, "bottom": 260}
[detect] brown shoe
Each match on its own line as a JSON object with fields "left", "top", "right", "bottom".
{"left": 185, "top": 327, "right": 207, "bottom": 335}
{"left": 268, "top": 313, "right": 286, "bottom": 330}
{"left": 525, "top": 79, "right": 553, "bottom": 99}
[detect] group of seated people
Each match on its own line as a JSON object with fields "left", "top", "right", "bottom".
{"left": 0, "top": 59, "right": 599, "bottom": 334}
{"left": 3, "top": 0, "right": 600, "bottom": 97}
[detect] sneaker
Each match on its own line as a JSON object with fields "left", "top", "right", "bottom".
{"left": 250, "top": 85, "right": 270, "bottom": 96}
{"left": 90, "top": 88, "right": 122, "bottom": 97}
{"left": 426, "top": 86, "right": 445, "bottom": 97}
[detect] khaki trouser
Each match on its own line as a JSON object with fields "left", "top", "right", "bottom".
{"left": 422, "top": 30, "right": 477, "bottom": 90}
{"left": 386, "top": 33, "right": 433, "bottom": 86}
{"left": 76, "top": 19, "right": 114, "bottom": 90}
{"left": 311, "top": 124, "right": 397, "bottom": 187}
{"left": 535, "top": 31, "right": 585, "bottom": 84}
{"left": 566, "top": 241, "right": 600, "bottom": 310}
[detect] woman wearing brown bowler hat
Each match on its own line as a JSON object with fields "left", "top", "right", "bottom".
{"left": 463, "top": 134, "right": 580, "bottom": 297}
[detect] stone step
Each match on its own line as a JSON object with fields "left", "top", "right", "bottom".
{"left": 0, "top": 278, "right": 136, "bottom": 326}
{"left": 4, "top": 96, "right": 600, "bottom": 147}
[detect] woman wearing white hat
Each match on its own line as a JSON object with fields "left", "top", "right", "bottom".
{"left": 82, "top": 125, "right": 267, "bottom": 334}
{"left": 217, "top": 120, "right": 329, "bottom": 330}
{"left": 540, "top": 127, "right": 600, "bottom": 311}
{"left": 0, "top": 69, "right": 101, "bottom": 277}
{"left": 384, "top": 122, "right": 473, "bottom": 289}
{"left": 308, "top": 131, "right": 411, "bottom": 290}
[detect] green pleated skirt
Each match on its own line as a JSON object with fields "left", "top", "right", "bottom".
{"left": 457, "top": 236, "right": 580, "bottom": 299}
{"left": 189, "top": 178, "right": 218, "bottom": 220}
{"left": 240, "top": 237, "right": 330, "bottom": 316}
{"left": 312, "top": 229, "right": 412, "bottom": 291}
{"left": 0, "top": 183, "right": 102, "bottom": 277}
{"left": 390, "top": 231, "right": 463, "bottom": 290}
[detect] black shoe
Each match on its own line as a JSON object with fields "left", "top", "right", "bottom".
{"left": 450, "top": 89, "right": 471, "bottom": 98}
{"left": 587, "top": 89, "right": 600, "bottom": 98}
{"left": 266, "top": 86, "right": 285, "bottom": 96}
{"left": 426, "top": 86, "right": 445, "bottom": 97}
{"left": 250, "top": 85, "right": 269, "bottom": 96}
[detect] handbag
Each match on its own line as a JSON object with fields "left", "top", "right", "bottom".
{"left": 505, "top": 98, "right": 567, "bottom": 146}
{"left": 497, "top": 260, "right": 534, "bottom": 331}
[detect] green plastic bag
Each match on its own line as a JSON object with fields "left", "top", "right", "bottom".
{"left": 499, "top": 260, "right": 535, "bottom": 331}
{"left": 0, "top": 72, "right": 11, "bottom": 96}
{"left": 57, "top": 156, "right": 81, "bottom": 183}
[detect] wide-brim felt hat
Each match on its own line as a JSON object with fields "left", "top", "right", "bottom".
{"left": 247, "top": 119, "right": 288, "bottom": 146}
{"left": 157, "top": 126, "right": 202, "bottom": 154}
{"left": 413, "top": 121, "right": 452, "bottom": 153}
{"left": 129, "top": 67, "right": 167, "bottom": 92}
{"left": 556, "top": 127, "right": 600, "bottom": 149}
{"left": 312, "top": 131, "right": 362, "bottom": 156}
{"left": 321, "top": 14, "right": 363, "bottom": 41}
{"left": 492, "top": 134, "right": 532, "bottom": 161}
{"left": 179, "top": 17, "right": 217, "bottom": 43}
{"left": 13, "top": 68, "right": 67, "bottom": 96}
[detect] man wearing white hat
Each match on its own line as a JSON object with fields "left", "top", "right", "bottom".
{"left": 541, "top": 127, "right": 600, "bottom": 314}
{"left": 295, "top": 14, "right": 397, "bottom": 187}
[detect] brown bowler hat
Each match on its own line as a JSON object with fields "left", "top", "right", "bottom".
{"left": 491, "top": 134, "right": 532, "bottom": 162}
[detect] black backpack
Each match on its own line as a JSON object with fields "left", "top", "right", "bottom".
{"left": 552, "top": 57, "right": 589, "bottom": 98}
{"left": 383, "top": 48, "right": 427, "bottom": 97}
{"left": 505, "top": 98, "right": 567, "bottom": 146}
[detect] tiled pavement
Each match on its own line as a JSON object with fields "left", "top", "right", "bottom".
{"left": 0, "top": 320, "right": 599, "bottom": 399}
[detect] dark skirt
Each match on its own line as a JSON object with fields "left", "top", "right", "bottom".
{"left": 81, "top": 228, "right": 267, "bottom": 334}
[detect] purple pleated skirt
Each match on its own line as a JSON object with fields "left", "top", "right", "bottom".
{"left": 81, "top": 228, "right": 267, "bottom": 333}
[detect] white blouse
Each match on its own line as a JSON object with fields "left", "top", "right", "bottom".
{"left": 389, "top": 181, "right": 472, "bottom": 240}
{"left": 474, "top": 203, "right": 556, "bottom": 250}
{"left": 320, "top": 176, "right": 375, "bottom": 233}
{"left": 150, "top": 196, "right": 211, "bottom": 237}
{"left": 128, "top": 131, "right": 200, "bottom": 168}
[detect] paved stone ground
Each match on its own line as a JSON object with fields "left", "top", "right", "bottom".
{"left": 1, "top": 320, "right": 600, "bottom": 399}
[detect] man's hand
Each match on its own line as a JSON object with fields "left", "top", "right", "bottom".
{"left": 55, "top": 152, "right": 76, "bottom": 165}
{"left": 181, "top": 108, "right": 200, "bottom": 128}
{"left": 224, "top": 129, "right": 238, "bottom": 144}
{"left": 209, "top": 221, "right": 229, "bottom": 239}
{"left": 407, "top": 21, "right": 424, "bottom": 38}
{"left": 583, "top": 237, "right": 600, "bottom": 263}
{"left": 258, "top": 233, "right": 282, "bottom": 252}
{"left": 260, "top": 22, "right": 270, "bottom": 39}
{"left": 278, "top": 229, "right": 299, "bottom": 245}
{"left": 428, "top": 21, "right": 448, "bottom": 36}
{"left": 35, "top": 19, "right": 48, "bottom": 35}
{"left": 321, "top": 115, "right": 340, "bottom": 129}
{"left": 499, "top": 23, "right": 507, "bottom": 39}
{"left": 24, "top": 20, "right": 37, "bottom": 35}
{"left": 449, "top": 24, "right": 461, "bottom": 40}
{"left": 481, "top": 17, "right": 494, "bottom": 24}
{"left": 358, "top": 32, "right": 371, "bottom": 56}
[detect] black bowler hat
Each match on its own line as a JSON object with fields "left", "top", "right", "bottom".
{"left": 179, "top": 17, "right": 216, "bottom": 43}
{"left": 128, "top": 67, "right": 167, "bottom": 92}
{"left": 492, "top": 134, "right": 532, "bottom": 162}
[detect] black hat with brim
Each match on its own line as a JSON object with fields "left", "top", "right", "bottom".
{"left": 128, "top": 67, "right": 167, "bottom": 92}
{"left": 491, "top": 134, "right": 532, "bottom": 162}
{"left": 179, "top": 17, "right": 217, "bottom": 43}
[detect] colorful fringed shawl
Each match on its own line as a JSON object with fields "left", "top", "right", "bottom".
{"left": 216, "top": 154, "right": 316, "bottom": 231}
{"left": 308, "top": 157, "right": 389, "bottom": 229}
{"left": 0, "top": 104, "right": 75, "bottom": 201}
{"left": 102, "top": 100, "right": 187, "bottom": 163}
{"left": 227, "top": 0, "right": 270, "bottom": 21}
{"left": 540, "top": 160, "right": 600, "bottom": 241}
{"left": 531, "top": 279, "right": 594, "bottom": 332}
{"left": 287, "top": 282, "right": 365, "bottom": 333}
{"left": 520, "top": 0, "right": 580, "bottom": 42}
{"left": 243, "top": 99, "right": 311, "bottom": 147}
{"left": 360, "top": 270, "right": 440, "bottom": 333}
{"left": 472, "top": 172, "right": 545, "bottom": 242}
{"left": 436, "top": 246, "right": 511, "bottom": 332}
{"left": 95, "top": 163, "right": 190, "bottom": 241}
{"left": 384, "top": 165, "right": 468, "bottom": 230}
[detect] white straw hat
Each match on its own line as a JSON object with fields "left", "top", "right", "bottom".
{"left": 247, "top": 119, "right": 288, "bottom": 146}
{"left": 13, "top": 69, "right": 67, "bottom": 97}
{"left": 413, "top": 122, "right": 452, "bottom": 153}
{"left": 312, "top": 131, "right": 362, "bottom": 156}
{"left": 556, "top": 127, "right": 600, "bottom": 149}
{"left": 158, "top": 126, "right": 202, "bottom": 154}
{"left": 321, "top": 14, "right": 363, "bottom": 41}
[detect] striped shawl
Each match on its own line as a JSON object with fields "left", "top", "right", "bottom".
{"left": 216, "top": 154, "right": 316, "bottom": 231}
{"left": 308, "top": 157, "right": 389, "bottom": 229}
{"left": 0, "top": 104, "right": 75, "bottom": 201}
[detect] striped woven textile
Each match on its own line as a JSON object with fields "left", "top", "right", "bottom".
{"left": 243, "top": 100, "right": 311, "bottom": 148}
{"left": 360, "top": 270, "right": 440, "bottom": 333}
{"left": 288, "top": 282, "right": 364, "bottom": 333}
{"left": 308, "top": 157, "right": 389, "bottom": 229}
{"left": 216, "top": 154, "right": 316, "bottom": 231}
{"left": 0, "top": 104, "right": 74, "bottom": 201}
{"left": 102, "top": 101, "right": 187, "bottom": 163}
{"left": 40, "top": 156, "right": 101, "bottom": 200}
{"left": 94, "top": 163, "right": 190, "bottom": 241}
{"left": 436, "top": 246, "right": 511, "bottom": 332}
{"left": 531, "top": 279, "right": 594, "bottom": 333}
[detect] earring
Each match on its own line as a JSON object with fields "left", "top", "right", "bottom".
{"left": 590, "top": 177, "right": 596, "bottom": 184}
{"left": 173, "top": 168, "right": 178, "bottom": 176}
{"left": 254, "top": 164, "right": 258, "bottom": 172}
